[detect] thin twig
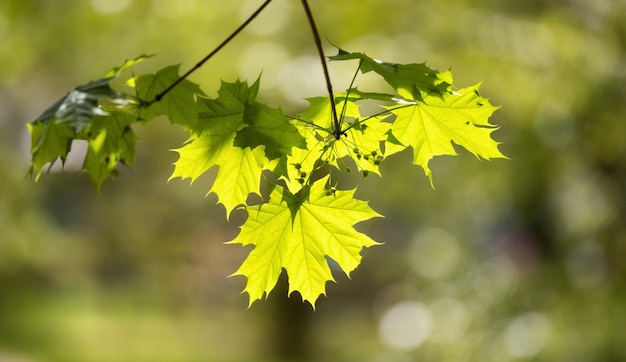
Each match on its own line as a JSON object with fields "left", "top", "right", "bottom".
{"left": 152, "top": 0, "right": 273, "bottom": 103}
{"left": 340, "top": 104, "right": 413, "bottom": 133}
{"left": 300, "top": 0, "right": 341, "bottom": 139}
{"left": 339, "top": 60, "right": 362, "bottom": 127}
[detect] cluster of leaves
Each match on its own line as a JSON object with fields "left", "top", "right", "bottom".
{"left": 27, "top": 48, "right": 504, "bottom": 308}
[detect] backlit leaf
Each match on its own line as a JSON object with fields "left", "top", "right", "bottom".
{"left": 170, "top": 78, "right": 303, "bottom": 216}
{"left": 388, "top": 84, "right": 505, "bottom": 185}
{"left": 229, "top": 177, "right": 381, "bottom": 308}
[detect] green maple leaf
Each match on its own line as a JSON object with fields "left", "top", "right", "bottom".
{"left": 329, "top": 48, "right": 452, "bottom": 101}
{"left": 170, "top": 78, "right": 304, "bottom": 215}
{"left": 27, "top": 55, "right": 148, "bottom": 182}
{"left": 134, "top": 65, "right": 205, "bottom": 131}
{"left": 81, "top": 112, "right": 138, "bottom": 191}
{"left": 169, "top": 81, "right": 252, "bottom": 214}
{"left": 235, "top": 101, "right": 306, "bottom": 160}
{"left": 228, "top": 177, "right": 381, "bottom": 308}
{"left": 388, "top": 84, "right": 505, "bottom": 185}
{"left": 27, "top": 120, "right": 75, "bottom": 180}
{"left": 33, "top": 77, "right": 134, "bottom": 132}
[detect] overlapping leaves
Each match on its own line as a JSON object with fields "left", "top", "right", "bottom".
{"left": 328, "top": 49, "right": 505, "bottom": 185}
{"left": 27, "top": 60, "right": 141, "bottom": 186}
{"left": 26, "top": 49, "right": 505, "bottom": 308}
{"left": 169, "top": 78, "right": 305, "bottom": 215}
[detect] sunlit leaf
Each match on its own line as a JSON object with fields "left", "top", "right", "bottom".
{"left": 171, "top": 78, "right": 303, "bottom": 216}
{"left": 388, "top": 84, "right": 505, "bottom": 185}
{"left": 229, "top": 177, "right": 381, "bottom": 308}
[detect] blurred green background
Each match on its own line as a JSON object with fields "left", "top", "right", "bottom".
{"left": 1, "top": 0, "right": 625, "bottom": 361}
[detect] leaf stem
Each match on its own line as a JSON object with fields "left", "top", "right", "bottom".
{"left": 341, "top": 104, "right": 413, "bottom": 133}
{"left": 152, "top": 0, "right": 273, "bottom": 103}
{"left": 339, "top": 60, "right": 362, "bottom": 128}
{"left": 300, "top": 0, "right": 341, "bottom": 139}
{"left": 290, "top": 116, "right": 334, "bottom": 134}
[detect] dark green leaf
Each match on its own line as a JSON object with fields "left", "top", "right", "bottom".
{"left": 81, "top": 112, "right": 138, "bottom": 191}
{"left": 235, "top": 102, "right": 306, "bottom": 160}
{"left": 329, "top": 48, "right": 452, "bottom": 101}
{"left": 34, "top": 77, "right": 134, "bottom": 132}
{"left": 135, "top": 65, "right": 205, "bottom": 131}
{"left": 27, "top": 120, "right": 75, "bottom": 180}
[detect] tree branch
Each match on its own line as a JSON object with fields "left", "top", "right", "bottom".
{"left": 152, "top": 0, "right": 274, "bottom": 103}
{"left": 300, "top": 0, "right": 341, "bottom": 139}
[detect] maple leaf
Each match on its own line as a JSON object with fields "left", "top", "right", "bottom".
{"left": 228, "top": 177, "right": 381, "bottom": 308}
{"left": 134, "top": 65, "right": 206, "bottom": 132}
{"left": 27, "top": 54, "right": 149, "bottom": 182}
{"left": 170, "top": 78, "right": 304, "bottom": 216}
{"left": 27, "top": 120, "right": 75, "bottom": 180}
{"left": 235, "top": 101, "right": 306, "bottom": 160}
{"left": 329, "top": 48, "right": 452, "bottom": 101}
{"left": 27, "top": 74, "right": 134, "bottom": 179}
{"left": 169, "top": 80, "right": 256, "bottom": 215}
{"left": 81, "top": 112, "right": 138, "bottom": 191}
{"left": 387, "top": 84, "right": 505, "bottom": 185}
{"left": 34, "top": 77, "right": 134, "bottom": 132}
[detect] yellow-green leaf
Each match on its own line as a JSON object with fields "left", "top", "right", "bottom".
{"left": 228, "top": 177, "right": 381, "bottom": 308}
{"left": 388, "top": 84, "right": 505, "bottom": 185}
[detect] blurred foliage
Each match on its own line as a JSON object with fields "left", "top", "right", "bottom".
{"left": 1, "top": 0, "right": 625, "bottom": 361}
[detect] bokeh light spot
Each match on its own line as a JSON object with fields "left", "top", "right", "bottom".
{"left": 378, "top": 301, "right": 431, "bottom": 351}
{"left": 504, "top": 312, "right": 551, "bottom": 358}
{"left": 408, "top": 228, "right": 461, "bottom": 280}
{"left": 428, "top": 298, "right": 470, "bottom": 344}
